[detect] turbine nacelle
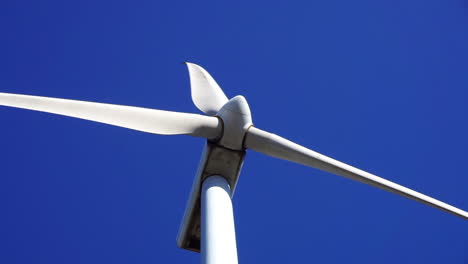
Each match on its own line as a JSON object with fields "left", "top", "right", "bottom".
{"left": 177, "top": 70, "right": 254, "bottom": 252}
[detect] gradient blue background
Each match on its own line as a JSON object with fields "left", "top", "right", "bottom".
{"left": 1, "top": 0, "right": 467, "bottom": 263}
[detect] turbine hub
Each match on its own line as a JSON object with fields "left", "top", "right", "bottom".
{"left": 215, "top": 95, "right": 252, "bottom": 150}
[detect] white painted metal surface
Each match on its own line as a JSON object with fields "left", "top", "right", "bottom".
{"left": 244, "top": 126, "right": 468, "bottom": 219}
{"left": 201, "top": 176, "right": 238, "bottom": 264}
{"left": 0, "top": 92, "right": 222, "bottom": 139}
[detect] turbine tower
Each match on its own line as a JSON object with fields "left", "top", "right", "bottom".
{"left": 1, "top": 63, "right": 466, "bottom": 264}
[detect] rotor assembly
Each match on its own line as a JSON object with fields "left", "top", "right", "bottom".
{"left": 1, "top": 62, "right": 466, "bottom": 264}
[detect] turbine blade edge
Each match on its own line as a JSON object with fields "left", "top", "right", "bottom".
{"left": 244, "top": 126, "right": 468, "bottom": 220}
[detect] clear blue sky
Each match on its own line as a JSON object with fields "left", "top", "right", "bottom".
{"left": 1, "top": 0, "right": 467, "bottom": 263}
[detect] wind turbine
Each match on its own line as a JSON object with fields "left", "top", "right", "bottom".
{"left": 0, "top": 63, "right": 466, "bottom": 264}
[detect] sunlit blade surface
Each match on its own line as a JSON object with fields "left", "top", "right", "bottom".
{"left": 245, "top": 127, "right": 468, "bottom": 219}
{"left": 0, "top": 92, "right": 222, "bottom": 139}
{"left": 186, "top": 63, "right": 229, "bottom": 115}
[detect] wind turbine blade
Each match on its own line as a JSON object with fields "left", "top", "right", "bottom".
{"left": 186, "top": 63, "right": 229, "bottom": 115}
{"left": 0, "top": 92, "right": 222, "bottom": 139}
{"left": 244, "top": 127, "right": 468, "bottom": 219}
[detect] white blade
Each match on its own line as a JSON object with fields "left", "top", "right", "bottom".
{"left": 0, "top": 92, "right": 222, "bottom": 139}
{"left": 186, "top": 63, "right": 229, "bottom": 115}
{"left": 245, "top": 127, "right": 468, "bottom": 219}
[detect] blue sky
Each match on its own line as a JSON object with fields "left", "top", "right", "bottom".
{"left": 1, "top": 0, "right": 467, "bottom": 263}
